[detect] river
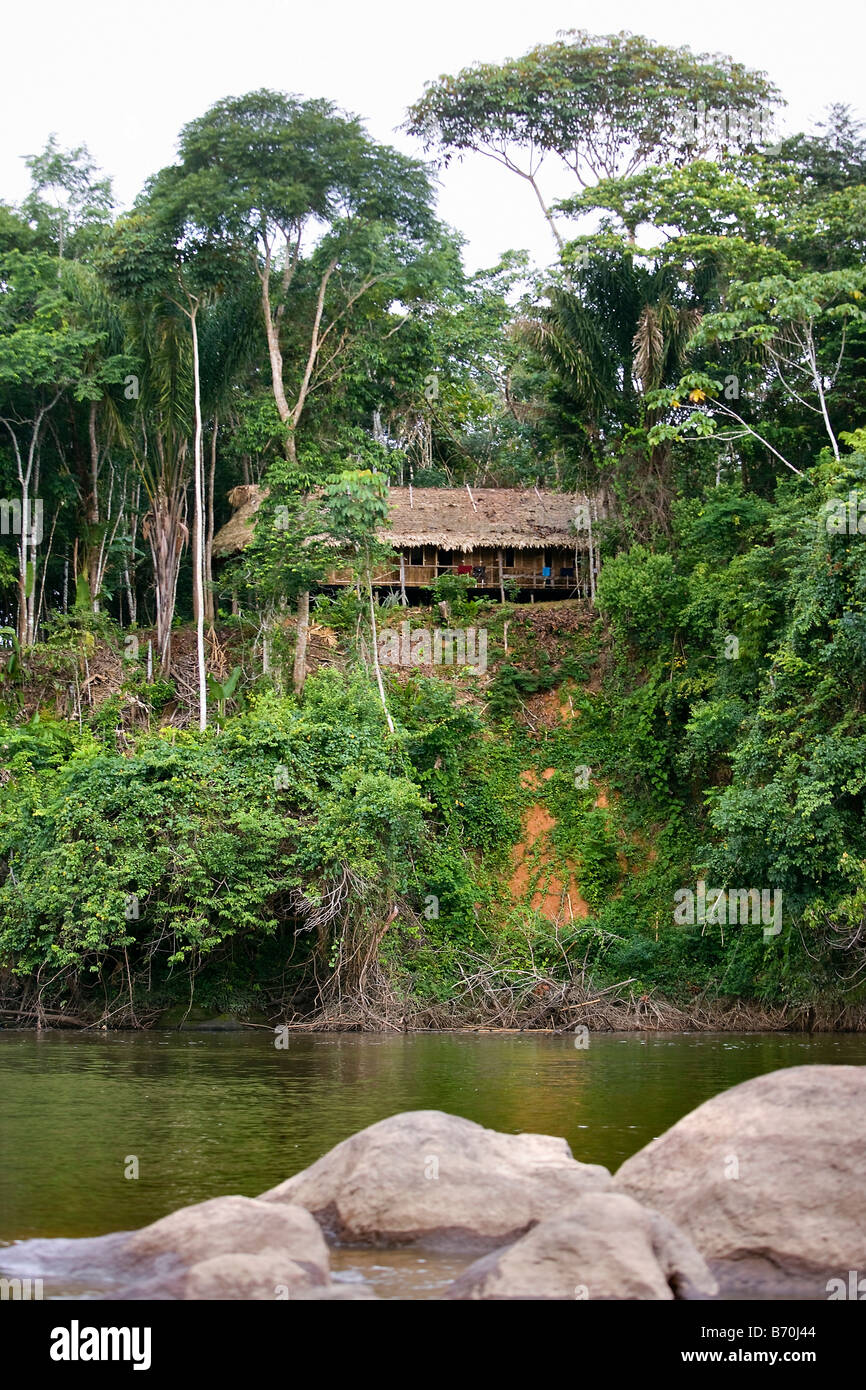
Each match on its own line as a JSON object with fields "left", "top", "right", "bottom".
{"left": 2, "top": 1029, "right": 864, "bottom": 1297}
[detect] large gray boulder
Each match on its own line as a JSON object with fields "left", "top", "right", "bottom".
{"left": 0, "top": 1195, "right": 331, "bottom": 1300}
{"left": 259, "top": 1109, "right": 612, "bottom": 1250}
{"left": 119, "top": 1196, "right": 330, "bottom": 1295}
{"left": 447, "top": 1193, "right": 717, "bottom": 1300}
{"left": 615, "top": 1064, "right": 866, "bottom": 1298}
{"left": 121, "top": 1195, "right": 328, "bottom": 1281}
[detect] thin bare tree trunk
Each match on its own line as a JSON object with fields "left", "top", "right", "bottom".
{"left": 204, "top": 415, "right": 217, "bottom": 624}
{"left": 526, "top": 172, "right": 564, "bottom": 252}
{"left": 367, "top": 568, "right": 394, "bottom": 735}
{"left": 1, "top": 399, "right": 56, "bottom": 646}
{"left": 124, "top": 477, "right": 140, "bottom": 627}
{"left": 87, "top": 399, "right": 101, "bottom": 610}
{"left": 35, "top": 507, "right": 58, "bottom": 632}
{"left": 806, "top": 330, "right": 841, "bottom": 460}
{"left": 259, "top": 245, "right": 292, "bottom": 426}
{"left": 190, "top": 304, "right": 207, "bottom": 731}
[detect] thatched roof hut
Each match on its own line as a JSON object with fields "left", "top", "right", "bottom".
{"left": 213, "top": 485, "right": 598, "bottom": 557}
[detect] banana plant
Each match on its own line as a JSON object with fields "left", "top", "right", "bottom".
{"left": 206, "top": 665, "right": 241, "bottom": 720}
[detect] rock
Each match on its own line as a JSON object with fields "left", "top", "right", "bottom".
{"left": 446, "top": 1193, "right": 716, "bottom": 1299}
{"left": 0, "top": 1195, "right": 330, "bottom": 1300}
{"left": 123, "top": 1252, "right": 334, "bottom": 1301}
{"left": 614, "top": 1064, "right": 866, "bottom": 1298}
{"left": 154, "top": 1003, "right": 210, "bottom": 1028}
{"left": 259, "top": 1109, "right": 612, "bottom": 1249}
{"left": 122, "top": 1195, "right": 330, "bottom": 1286}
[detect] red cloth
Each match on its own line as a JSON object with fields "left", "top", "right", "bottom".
{"left": 457, "top": 564, "right": 473, "bottom": 574}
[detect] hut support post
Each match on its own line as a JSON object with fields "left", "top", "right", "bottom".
{"left": 399, "top": 553, "right": 408, "bottom": 607}
{"left": 498, "top": 549, "right": 506, "bottom": 604}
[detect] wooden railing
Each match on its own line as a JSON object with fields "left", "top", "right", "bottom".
{"left": 328, "top": 562, "right": 589, "bottom": 591}
{"left": 401, "top": 564, "right": 581, "bottom": 588}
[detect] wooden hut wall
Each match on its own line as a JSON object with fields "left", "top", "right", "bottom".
{"left": 327, "top": 545, "right": 591, "bottom": 594}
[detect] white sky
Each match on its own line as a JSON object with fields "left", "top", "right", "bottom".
{"left": 2, "top": 0, "right": 864, "bottom": 272}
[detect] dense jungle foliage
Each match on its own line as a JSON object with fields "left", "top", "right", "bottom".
{"left": 1, "top": 31, "right": 865, "bottom": 1027}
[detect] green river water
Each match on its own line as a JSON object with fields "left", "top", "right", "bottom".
{"left": 2, "top": 1029, "right": 864, "bottom": 1297}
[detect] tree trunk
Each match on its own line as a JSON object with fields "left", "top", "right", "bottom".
{"left": 124, "top": 478, "right": 140, "bottom": 627}
{"left": 86, "top": 399, "right": 101, "bottom": 611}
{"left": 293, "top": 589, "right": 310, "bottom": 696}
{"left": 366, "top": 569, "right": 394, "bottom": 735}
{"left": 204, "top": 416, "right": 217, "bottom": 624}
{"left": 260, "top": 258, "right": 292, "bottom": 426}
{"left": 190, "top": 304, "right": 207, "bottom": 731}
{"left": 1, "top": 396, "right": 58, "bottom": 647}
{"left": 527, "top": 172, "right": 565, "bottom": 253}
{"left": 146, "top": 483, "right": 187, "bottom": 676}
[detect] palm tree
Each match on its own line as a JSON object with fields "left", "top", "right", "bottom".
{"left": 516, "top": 250, "right": 702, "bottom": 496}
{"left": 196, "top": 280, "right": 260, "bottom": 625}
{"left": 122, "top": 300, "right": 193, "bottom": 674}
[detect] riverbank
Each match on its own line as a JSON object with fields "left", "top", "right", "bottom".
{"left": 3, "top": 623, "right": 864, "bottom": 1034}
{"left": 3, "top": 988, "right": 866, "bottom": 1032}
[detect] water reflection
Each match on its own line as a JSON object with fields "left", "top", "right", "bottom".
{"left": 1, "top": 1030, "right": 863, "bottom": 1243}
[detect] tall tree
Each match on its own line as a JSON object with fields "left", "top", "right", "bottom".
{"left": 21, "top": 136, "right": 114, "bottom": 262}
{"left": 157, "top": 89, "right": 437, "bottom": 691}
{"left": 0, "top": 251, "right": 110, "bottom": 643}
{"left": 407, "top": 30, "right": 780, "bottom": 251}
{"left": 515, "top": 242, "right": 702, "bottom": 515}
{"left": 103, "top": 208, "right": 251, "bottom": 695}
{"left": 158, "top": 90, "right": 436, "bottom": 460}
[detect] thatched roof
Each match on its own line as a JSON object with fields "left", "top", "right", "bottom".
{"left": 212, "top": 484, "right": 598, "bottom": 557}
{"left": 212, "top": 485, "right": 267, "bottom": 557}
{"left": 383, "top": 487, "right": 595, "bottom": 551}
